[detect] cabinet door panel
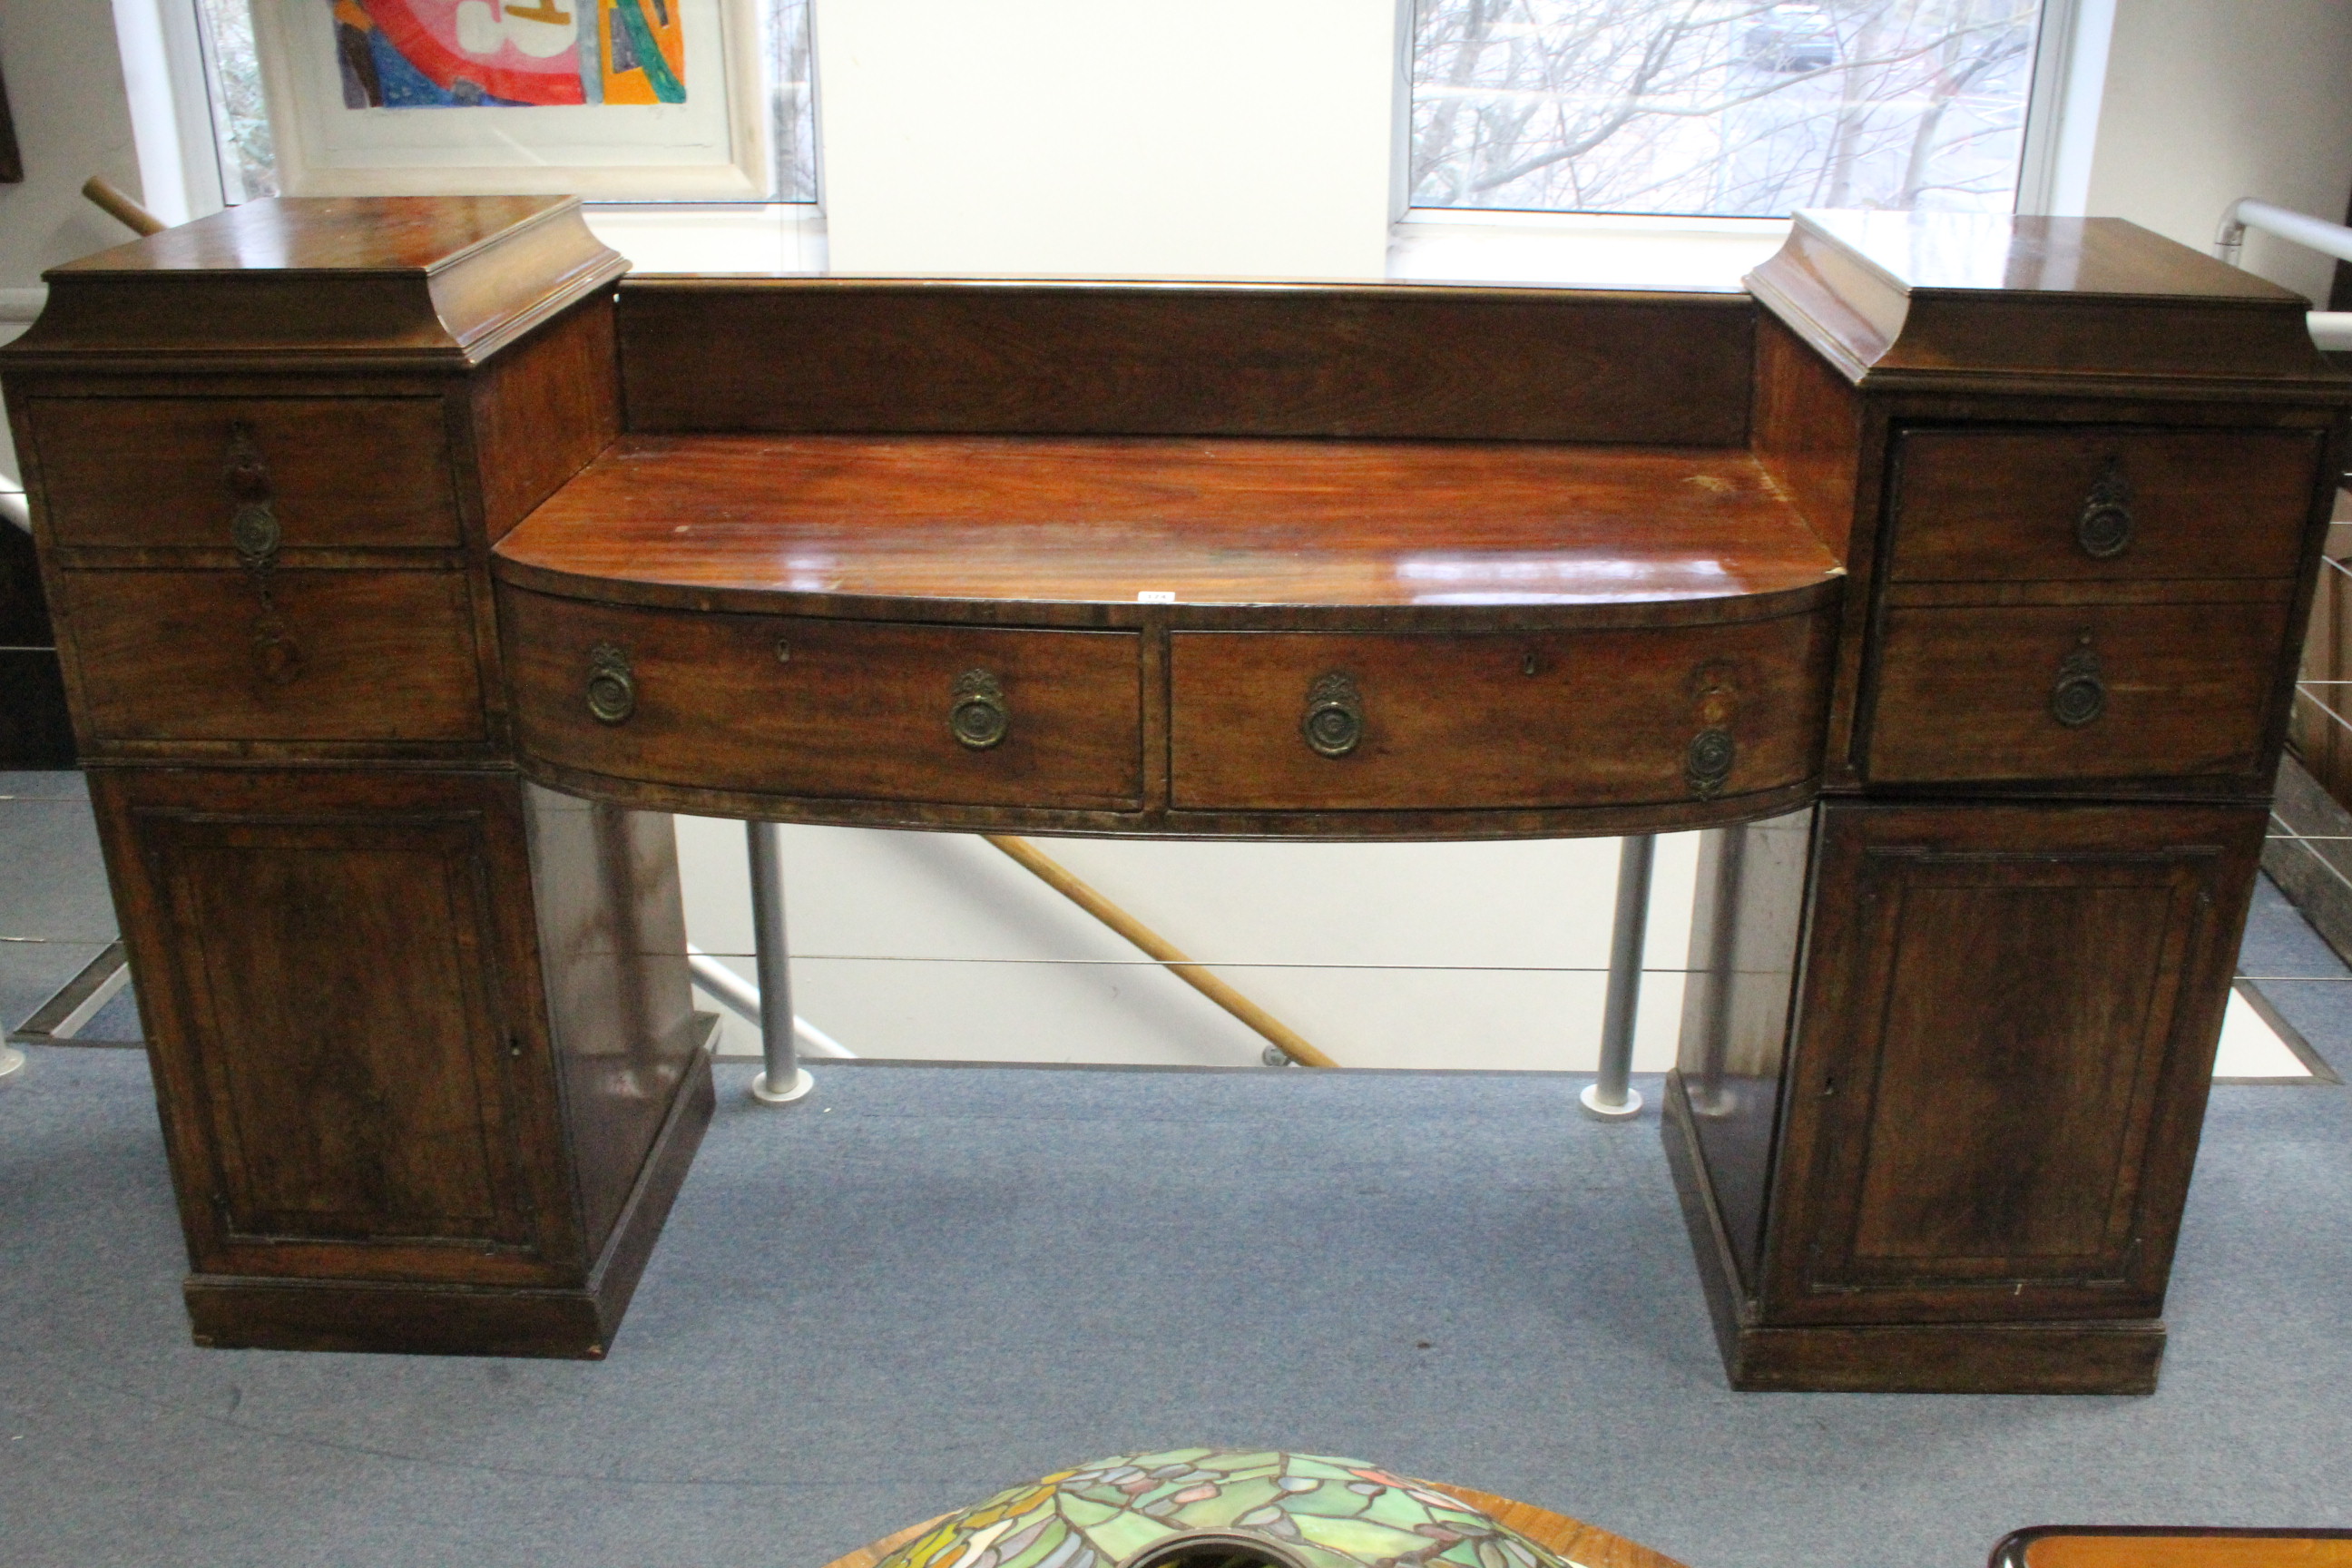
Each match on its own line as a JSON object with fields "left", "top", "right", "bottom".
{"left": 101, "top": 771, "right": 573, "bottom": 1282}
{"left": 164, "top": 823, "right": 515, "bottom": 1240}
{"left": 1767, "top": 804, "right": 2259, "bottom": 1323}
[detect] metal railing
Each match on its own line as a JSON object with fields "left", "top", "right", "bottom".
{"left": 718, "top": 824, "right": 1661, "bottom": 1119}
{"left": 2215, "top": 198, "right": 2352, "bottom": 351}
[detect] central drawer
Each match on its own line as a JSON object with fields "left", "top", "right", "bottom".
{"left": 501, "top": 589, "right": 1143, "bottom": 808}
{"left": 1169, "top": 615, "right": 1832, "bottom": 811}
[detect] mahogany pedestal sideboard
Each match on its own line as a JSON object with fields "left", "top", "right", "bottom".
{"left": 4, "top": 198, "right": 2342, "bottom": 1391}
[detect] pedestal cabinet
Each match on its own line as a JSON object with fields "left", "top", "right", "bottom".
{"left": 3, "top": 198, "right": 711, "bottom": 1356}
{"left": 1667, "top": 213, "right": 2349, "bottom": 1391}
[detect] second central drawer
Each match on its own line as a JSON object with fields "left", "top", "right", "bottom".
{"left": 1169, "top": 617, "right": 1832, "bottom": 811}
{"left": 501, "top": 590, "right": 1143, "bottom": 808}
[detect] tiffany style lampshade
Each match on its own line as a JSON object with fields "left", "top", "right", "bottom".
{"left": 858, "top": 1449, "right": 1651, "bottom": 1568}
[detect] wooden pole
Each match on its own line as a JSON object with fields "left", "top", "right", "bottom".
{"left": 83, "top": 176, "right": 165, "bottom": 236}
{"left": 980, "top": 834, "right": 1339, "bottom": 1069}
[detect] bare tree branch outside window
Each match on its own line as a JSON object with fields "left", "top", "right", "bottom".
{"left": 1412, "top": 0, "right": 2043, "bottom": 216}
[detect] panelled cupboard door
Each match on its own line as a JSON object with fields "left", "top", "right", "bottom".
{"left": 1764, "top": 803, "right": 2261, "bottom": 1326}
{"left": 96, "top": 770, "right": 576, "bottom": 1285}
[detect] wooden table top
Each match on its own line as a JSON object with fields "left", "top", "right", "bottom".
{"left": 494, "top": 435, "right": 1842, "bottom": 626}
{"left": 1994, "top": 1529, "right": 2352, "bottom": 1568}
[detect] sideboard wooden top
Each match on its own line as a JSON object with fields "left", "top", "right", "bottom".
{"left": 492, "top": 434, "right": 1843, "bottom": 628}
{"left": 1799, "top": 211, "right": 2302, "bottom": 301}
{"left": 2, "top": 195, "right": 624, "bottom": 368}
{"left": 1748, "top": 211, "right": 2345, "bottom": 396}
{"left": 51, "top": 194, "right": 577, "bottom": 276}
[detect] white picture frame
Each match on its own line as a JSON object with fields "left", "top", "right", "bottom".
{"left": 251, "top": 0, "right": 772, "bottom": 200}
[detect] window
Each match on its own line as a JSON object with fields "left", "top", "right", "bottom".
{"left": 1408, "top": 0, "right": 2047, "bottom": 217}
{"left": 184, "top": 0, "right": 818, "bottom": 204}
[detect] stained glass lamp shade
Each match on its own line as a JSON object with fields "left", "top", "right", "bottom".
{"left": 876, "top": 1450, "right": 1580, "bottom": 1568}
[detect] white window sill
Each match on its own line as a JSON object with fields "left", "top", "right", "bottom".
{"left": 1388, "top": 209, "right": 1790, "bottom": 292}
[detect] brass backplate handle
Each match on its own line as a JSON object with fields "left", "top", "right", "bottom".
{"left": 2076, "top": 457, "right": 2133, "bottom": 559}
{"left": 586, "top": 643, "right": 636, "bottom": 725}
{"left": 950, "top": 669, "right": 1010, "bottom": 750}
{"left": 1686, "top": 661, "right": 1740, "bottom": 797}
{"left": 230, "top": 503, "right": 280, "bottom": 566}
{"left": 1302, "top": 671, "right": 1365, "bottom": 759}
{"left": 1686, "top": 729, "right": 1736, "bottom": 797}
{"left": 222, "top": 424, "right": 282, "bottom": 570}
{"left": 2051, "top": 634, "right": 2106, "bottom": 728}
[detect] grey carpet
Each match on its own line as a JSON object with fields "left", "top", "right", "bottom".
{"left": 4, "top": 1046, "right": 2351, "bottom": 1568}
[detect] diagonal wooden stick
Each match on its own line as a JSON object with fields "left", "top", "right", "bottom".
{"left": 981, "top": 834, "right": 1338, "bottom": 1068}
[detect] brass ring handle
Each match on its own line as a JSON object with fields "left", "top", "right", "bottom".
{"left": 230, "top": 502, "right": 280, "bottom": 565}
{"left": 223, "top": 424, "right": 281, "bottom": 568}
{"left": 2051, "top": 635, "right": 2105, "bottom": 728}
{"left": 1686, "top": 728, "right": 1736, "bottom": 797}
{"left": 1301, "top": 672, "right": 1365, "bottom": 759}
{"left": 586, "top": 643, "right": 636, "bottom": 725}
{"left": 950, "top": 669, "right": 1010, "bottom": 750}
{"left": 2076, "top": 458, "right": 2133, "bottom": 559}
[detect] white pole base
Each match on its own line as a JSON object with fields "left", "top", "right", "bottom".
{"left": 1579, "top": 1082, "right": 1643, "bottom": 1122}
{"left": 0, "top": 1045, "right": 24, "bottom": 1085}
{"left": 750, "top": 1066, "right": 815, "bottom": 1104}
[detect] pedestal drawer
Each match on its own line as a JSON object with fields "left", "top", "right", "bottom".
{"left": 502, "top": 589, "right": 1143, "bottom": 808}
{"left": 1168, "top": 612, "right": 1832, "bottom": 811}
{"left": 1888, "top": 426, "right": 2321, "bottom": 583}
{"left": 27, "top": 397, "right": 461, "bottom": 548}
{"left": 61, "top": 568, "right": 485, "bottom": 743}
{"left": 1865, "top": 599, "right": 2289, "bottom": 783}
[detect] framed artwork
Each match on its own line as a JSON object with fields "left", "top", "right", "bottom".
{"left": 252, "top": 0, "right": 770, "bottom": 198}
{"left": 0, "top": 54, "right": 21, "bottom": 184}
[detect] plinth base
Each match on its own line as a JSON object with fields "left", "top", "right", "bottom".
{"left": 186, "top": 1051, "right": 713, "bottom": 1358}
{"left": 1661, "top": 1077, "right": 2164, "bottom": 1395}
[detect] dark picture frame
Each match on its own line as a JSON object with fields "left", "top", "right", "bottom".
{"left": 0, "top": 55, "right": 23, "bottom": 183}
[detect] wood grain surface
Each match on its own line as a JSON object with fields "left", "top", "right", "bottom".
{"left": 494, "top": 435, "right": 1842, "bottom": 624}
{"left": 1997, "top": 1529, "right": 2352, "bottom": 1568}
{"left": 5, "top": 197, "right": 624, "bottom": 367}
{"left": 27, "top": 395, "right": 461, "bottom": 549}
{"left": 1886, "top": 426, "right": 2321, "bottom": 583}
{"left": 1865, "top": 599, "right": 2289, "bottom": 783}
{"left": 501, "top": 587, "right": 1145, "bottom": 809}
{"left": 618, "top": 279, "right": 1754, "bottom": 445}
{"left": 61, "top": 567, "right": 485, "bottom": 745}
{"left": 1166, "top": 614, "right": 1831, "bottom": 810}
{"left": 1759, "top": 802, "right": 2259, "bottom": 1328}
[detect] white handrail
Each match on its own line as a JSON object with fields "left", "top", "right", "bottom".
{"left": 2216, "top": 198, "right": 2352, "bottom": 269}
{"left": 685, "top": 945, "right": 857, "bottom": 1059}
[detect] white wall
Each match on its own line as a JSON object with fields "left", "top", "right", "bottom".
{"left": 811, "top": 0, "right": 1401, "bottom": 278}
{"left": 0, "top": 0, "right": 149, "bottom": 491}
{"left": 2085, "top": 0, "right": 2352, "bottom": 303}
{"left": 682, "top": 821, "right": 1699, "bottom": 1071}
{"left": 0, "top": 0, "right": 144, "bottom": 297}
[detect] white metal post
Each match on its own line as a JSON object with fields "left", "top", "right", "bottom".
{"left": 1582, "top": 834, "right": 1654, "bottom": 1121}
{"left": 746, "top": 820, "right": 814, "bottom": 1104}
